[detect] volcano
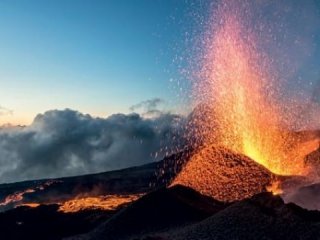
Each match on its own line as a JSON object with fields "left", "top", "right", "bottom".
{"left": 172, "top": 145, "right": 274, "bottom": 202}
{"left": 0, "top": 143, "right": 320, "bottom": 240}
{"left": 0, "top": 1, "right": 319, "bottom": 239}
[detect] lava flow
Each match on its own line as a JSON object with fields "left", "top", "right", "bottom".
{"left": 0, "top": 188, "right": 35, "bottom": 206}
{"left": 58, "top": 194, "right": 142, "bottom": 213}
{"left": 0, "top": 180, "right": 60, "bottom": 207}
{"left": 16, "top": 194, "right": 143, "bottom": 213}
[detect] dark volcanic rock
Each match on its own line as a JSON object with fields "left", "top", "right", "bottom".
{"left": 166, "top": 192, "right": 320, "bottom": 240}
{"left": 67, "top": 188, "right": 320, "bottom": 240}
{"left": 67, "top": 185, "right": 228, "bottom": 240}
{"left": 0, "top": 204, "right": 115, "bottom": 240}
{"left": 3, "top": 144, "right": 320, "bottom": 240}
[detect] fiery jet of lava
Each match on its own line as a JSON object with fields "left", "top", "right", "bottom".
{"left": 192, "top": 1, "right": 317, "bottom": 176}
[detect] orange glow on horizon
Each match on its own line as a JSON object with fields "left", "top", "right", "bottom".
{"left": 0, "top": 115, "right": 32, "bottom": 126}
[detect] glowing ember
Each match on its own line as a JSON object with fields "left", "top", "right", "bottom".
{"left": 19, "top": 203, "right": 41, "bottom": 208}
{"left": 58, "top": 194, "right": 142, "bottom": 213}
{"left": 173, "top": 145, "right": 273, "bottom": 202}
{"left": 190, "top": 1, "right": 313, "bottom": 176}
{"left": 15, "top": 193, "right": 143, "bottom": 213}
{"left": 0, "top": 180, "right": 61, "bottom": 207}
{"left": 266, "top": 180, "right": 283, "bottom": 196}
{"left": 0, "top": 179, "right": 142, "bottom": 213}
{"left": 0, "top": 189, "right": 35, "bottom": 206}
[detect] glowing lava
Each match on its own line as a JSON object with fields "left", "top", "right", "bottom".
{"left": 173, "top": 146, "right": 273, "bottom": 202}
{"left": 191, "top": 1, "right": 313, "bottom": 176}
{"left": 58, "top": 194, "right": 142, "bottom": 213}
{"left": 15, "top": 194, "right": 143, "bottom": 213}
{"left": 0, "top": 188, "right": 35, "bottom": 206}
{"left": 266, "top": 180, "right": 283, "bottom": 196}
{"left": 19, "top": 203, "right": 41, "bottom": 208}
{"left": 0, "top": 180, "right": 60, "bottom": 207}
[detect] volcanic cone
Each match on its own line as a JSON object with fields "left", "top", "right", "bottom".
{"left": 172, "top": 145, "right": 276, "bottom": 202}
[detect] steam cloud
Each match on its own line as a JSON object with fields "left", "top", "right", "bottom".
{"left": 0, "top": 108, "right": 185, "bottom": 184}
{"left": 283, "top": 184, "right": 320, "bottom": 211}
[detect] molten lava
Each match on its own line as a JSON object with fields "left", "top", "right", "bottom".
{"left": 19, "top": 203, "right": 41, "bottom": 208}
{"left": 0, "top": 189, "right": 35, "bottom": 206}
{"left": 173, "top": 146, "right": 273, "bottom": 202}
{"left": 191, "top": 1, "right": 314, "bottom": 176}
{"left": 0, "top": 180, "right": 60, "bottom": 207}
{"left": 15, "top": 194, "right": 143, "bottom": 213}
{"left": 58, "top": 194, "right": 142, "bottom": 213}
{"left": 172, "top": 1, "right": 320, "bottom": 200}
{"left": 266, "top": 180, "right": 283, "bottom": 196}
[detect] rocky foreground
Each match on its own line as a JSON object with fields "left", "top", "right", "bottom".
{"left": 1, "top": 145, "right": 320, "bottom": 240}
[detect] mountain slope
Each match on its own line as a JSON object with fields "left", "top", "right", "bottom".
{"left": 166, "top": 192, "right": 320, "bottom": 240}
{"left": 66, "top": 185, "right": 229, "bottom": 240}
{"left": 172, "top": 145, "right": 274, "bottom": 201}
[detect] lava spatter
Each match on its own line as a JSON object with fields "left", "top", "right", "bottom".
{"left": 189, "top": 0, "right": 312, "bottom": 176}
{"left": 172, "top": 145, "right": 274, "bottom": 202}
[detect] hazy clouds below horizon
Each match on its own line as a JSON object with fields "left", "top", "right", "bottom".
{"left": 0, "top": 108, "right": 186, "bottom": 184}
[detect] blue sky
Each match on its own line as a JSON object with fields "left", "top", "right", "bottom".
{"left": 0, "top": 0, "right": 319, "bottom": 125}
{"left": 0, "top": 0, "right": 199, "bottom": 125}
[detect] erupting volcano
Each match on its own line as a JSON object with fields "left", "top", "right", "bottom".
{"left": 173, "top": 0, "right": 320, "bottom": 200}
{"left": 194, "top": 1, "right": 318, "bottom": 175}
{"left": 1, "top": 1, "right": 320, "bottom": 240}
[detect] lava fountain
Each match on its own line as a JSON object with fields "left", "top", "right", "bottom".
{"left": 190, "top": 1, "right": 318, "bottom": 176}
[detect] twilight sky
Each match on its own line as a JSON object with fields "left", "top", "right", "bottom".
{"left": 0, "top": 0, "right": 199, "bottom": 125}
{"left": 0, "top": 0, "right": 320, "bottom": 126}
